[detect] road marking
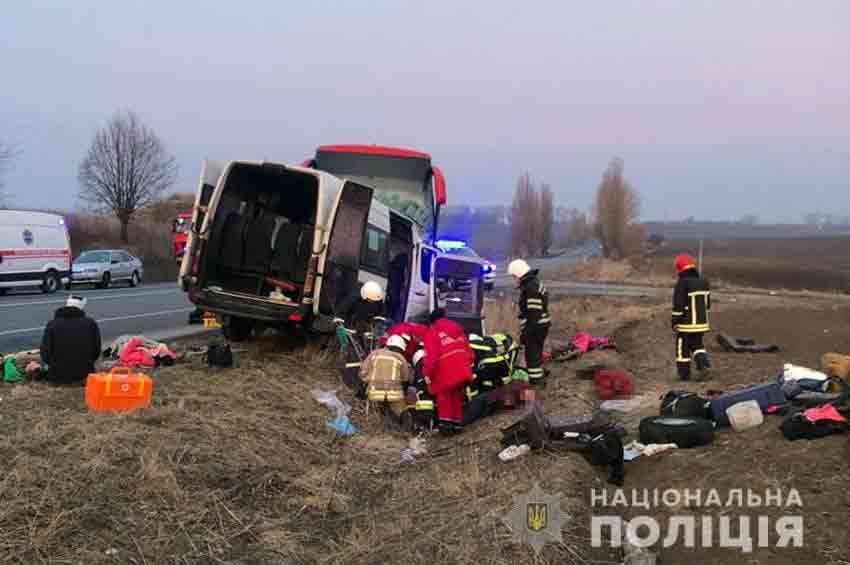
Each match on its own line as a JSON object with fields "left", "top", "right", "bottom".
{"left": 0, "top": 308, "right": 194, "bottom": 337}
{"left": 0, "top": 289, "right": 181, "bottom": 309}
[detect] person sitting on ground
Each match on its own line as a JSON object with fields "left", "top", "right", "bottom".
{"left": 358, "top": 334, "right": 411, "bottom": 419}
{"left": 40, "top": 296, "right": 102, "bottom": 386}
{"left": 422, "top": 308, "right": 475, "bottom": 435}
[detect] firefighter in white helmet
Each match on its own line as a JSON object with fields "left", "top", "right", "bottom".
{"left": 334, "top": 280, "right": 387, "bottom": 336}
{"left": 508, "top": 259, "right": 551, "bottom": 385}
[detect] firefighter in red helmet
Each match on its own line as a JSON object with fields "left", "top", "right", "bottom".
{"left": 672, "top": 253, "right": 711, "bottom": 380}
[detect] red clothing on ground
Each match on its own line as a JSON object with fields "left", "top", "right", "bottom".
{"left": 422, "top": 318, "right": 474, "bottom": 423}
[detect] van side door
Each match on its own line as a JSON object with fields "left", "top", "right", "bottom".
{"left": 180, "top": 160, "right": 226, "bottom": 287}
{"left": 318, "top": 180, "right": 373, "bottom": 316}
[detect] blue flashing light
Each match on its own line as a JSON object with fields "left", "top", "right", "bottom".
{"left": 436, "top": 239, "right": 467, "bottom": 251}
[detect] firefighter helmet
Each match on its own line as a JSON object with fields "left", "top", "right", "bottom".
{"left": 360, "top": 281, "right": 385, "bottom": 302}
{"left": 675, "top": 254, "right": 696, "bottom": 274}
{"left": 412, "top": 348, "right": 425, "bottom": 367}
{"left": 508, "top": 259, "right": 530, "bottom": 279}
{"left": 386, "top": 335, "right": 407, "bottom": 352}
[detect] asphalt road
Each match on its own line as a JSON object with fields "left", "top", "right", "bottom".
{"left": 0, "top": 282, "right": 199, "bottom": 354}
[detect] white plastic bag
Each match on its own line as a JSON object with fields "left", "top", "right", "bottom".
{"left": 498, "top": 444, "right": 530, "bottom": 462}
{"left": 600, "top": 398, "right": 642, "bottom": 413}
{"left": 726, "top": 400, "right": 764, "bottom": 432}
{"left": 311, "top": 388, "right": 352, "bottom": 419}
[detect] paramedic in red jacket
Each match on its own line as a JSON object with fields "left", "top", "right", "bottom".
{"left": 422, "top": 309, "right": 475, "bottom": 434}
{"left": 379, "top": 321, "right": 428, "bottom": 362}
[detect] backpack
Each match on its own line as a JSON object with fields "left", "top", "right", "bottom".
{"left": 205, "top": 344, "right": 233, "bottom": 368}
{"left": 780, "top": 404, "right": 850, "bottom": 440}
{"left": 660, "top": 390, "right": 711, "bottom": 419}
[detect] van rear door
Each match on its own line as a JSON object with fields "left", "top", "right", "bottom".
{"left": 179, "top": 160, "right": 226, "bottom": 286}
{"left": 430, "top": 254, "right": 484, "bottom": 335}
{"left": 318, "top": 180, "right": 373, "bottom": 316}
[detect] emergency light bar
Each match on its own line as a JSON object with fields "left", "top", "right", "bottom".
{"left": 436, "top": 239, "right": 467, "bottom": 251}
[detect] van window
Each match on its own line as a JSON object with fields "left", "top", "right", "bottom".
{"left": 420, "top": 248, "right": 435, "bottom": 283}
{"left": 361, "top": 226, "right": 389, "bottom": 274}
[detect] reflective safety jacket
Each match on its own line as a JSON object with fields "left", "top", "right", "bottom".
{"left": 672, "top": 269, "right": 711, "bottom": 333}
{"left": 359, "top": 348, "right": 410, "bottom": 403}
{"left": 518, "top": 270, "right": 551, "bottom": 331}
{"left": 467, "top": 333, "right": 518, "bottom": 396}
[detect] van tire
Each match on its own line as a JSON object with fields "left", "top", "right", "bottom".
{"left": 42, "top": 270, "right": 60, "bottom": 294}
{"left": 130, "top": 271, "right": 140, "bottom": 287}
{"left": 222, "top": 317, "right": 253, "bottom": 342}
{"left": 99, "top": 273, "right": 111, "bottom": 289}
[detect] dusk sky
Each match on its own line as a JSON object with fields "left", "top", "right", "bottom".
{"left": 2, "top": 1, "right": 848, "bottom": 222}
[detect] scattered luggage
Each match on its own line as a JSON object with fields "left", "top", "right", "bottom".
{"left": 639, "top": 416, "right": 715, "bottom": 448}
{"left": 726, "top": 400, "right": 764, "bottom": 432}
{"left": 85, "top": 367, "right": 153, "bottom": 412}
{"left": 594, "top": 368, "right": 634, "bottom": 400}
{"left": 204, "top": 343, "right": 234, "bottom": 368}
{"left": 780, "top": 404, "right": 850, "bottom": 440}
{"left": 716, "top": 334, "right": 780, "bottom": 353}
{"left": 821, "top": 353, "right": 850, "bottom": 379}
{"left": 659, "top": 390, "right": 712, "bottom": 419}
{"left": 709, "top": 382, "right": 786, "bottom": 427}
{"left": 780, "top": 363, "right": 829, "bottom": 392}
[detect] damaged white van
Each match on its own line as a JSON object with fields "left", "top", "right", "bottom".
{"left": 179, "top": 160, "right": 484, "bottom": 340}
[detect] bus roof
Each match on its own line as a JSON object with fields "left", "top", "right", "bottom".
{"left": 316, "top": 144, "right": 431, "bottom": 161}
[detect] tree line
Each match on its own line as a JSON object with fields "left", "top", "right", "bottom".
{"left": 509, "top": 157, "right": 642, "bottom": 259}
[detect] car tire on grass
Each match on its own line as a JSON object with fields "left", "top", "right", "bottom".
{"left": 222, "top": 316, "right": 254, "bottom": 342}
{"left": 639, "top": 416, "right": 715, "bottom": 448}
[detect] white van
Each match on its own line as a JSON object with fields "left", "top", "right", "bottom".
{"left": 0, "top": 210, "right": 71, "bottom": 295}
{"left": 179, "top": 161, "right": 483, "bottom": 339}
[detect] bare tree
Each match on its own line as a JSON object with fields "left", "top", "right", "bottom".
{"left": 78, "top": 111, "right": 178, "bottom": 242}
{"left": 593, "top": 157, "right": 641, "bottom": 259}
{"left": 539, "top": 183, "right": 554, "bottom": 256}
{"left": 0, "top": 141, "right": 20, "bottom": 207}
{"left": 510, "top": 173, "right": 539, "bottom": 257}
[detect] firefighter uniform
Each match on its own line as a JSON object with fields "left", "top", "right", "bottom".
{"left": 672, "top": 254, "right": 711, "bottom": 380}
{"left": 516, "top": 268, "right": 551, "bottom": 385}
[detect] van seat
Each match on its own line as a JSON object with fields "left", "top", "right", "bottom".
{"left": 242, "top": 212, "right": 277, "bottom": 274}
{"left": 218, "top": 212, "right": 248, "bottom": 272}
{"left": 270, "top": 222, "right": 302, "bottom": 280}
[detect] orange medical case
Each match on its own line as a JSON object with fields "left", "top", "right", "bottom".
{"left": 86, "top": 367, "right": 153, "bottom": 412}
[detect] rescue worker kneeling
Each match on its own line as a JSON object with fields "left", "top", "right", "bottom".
{"left": 409, "top": 348, "right": 436, "bottom": 432}
{"left": 422, "top": 309, "right": 475, "bottom": 435}
{"left": 358, "top": 334, "right": 410, "bottom": 419}
{"left": 672, "top": 254, "right": 711, "bottom": 381}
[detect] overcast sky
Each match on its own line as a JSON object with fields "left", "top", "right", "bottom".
{"left": 2, "top": 1, "right": 848, "bottom": 222}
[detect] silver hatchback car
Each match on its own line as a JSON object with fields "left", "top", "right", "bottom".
{"left": 70, "top": 249, "right": 144, "bottom": 289}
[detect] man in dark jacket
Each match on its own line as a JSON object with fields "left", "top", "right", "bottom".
{"left": 672, "top": 254, "right": 711, "bottom": 381}
{"left": 508, "top": 259, "right": 551, "bottom": 386}
{"left": 40, "top": 295, "right": 101, "bottom": 385}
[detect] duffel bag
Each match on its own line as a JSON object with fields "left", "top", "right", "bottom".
{"left": 780, "top": 404, "right": 850, "bottom": 440}
{"left": 660, "top": 390, "right": 712, "bottom": 419}
{"left": 710, "top": 382, "right": 786, "bottom": 426}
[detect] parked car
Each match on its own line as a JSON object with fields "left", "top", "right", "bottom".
{"left": 70, "top": 249, "right": 143, "bottom": 289}
{"left": 436, "top": 241, "right": 496, "bottom": 290}
{"left": 0, "top": 209, "right": 71, "bottom": 295}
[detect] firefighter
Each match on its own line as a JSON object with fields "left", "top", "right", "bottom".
{"left": 507, "top": 259, "right": 551, "bottom": 386}
{"left": 410, "top": 347, "right": 436, "bottom": 431}
{"left": 335, "top": 281, "right": 387, "bottom": 341}
{"left": 422, "top": 308, "right": 475, "bottom": 434}
{"left": 359, "top": 334, "right": 411, "bottom": 418}
{"left": 672, "top": 253, "right": 711, "bottom": 381}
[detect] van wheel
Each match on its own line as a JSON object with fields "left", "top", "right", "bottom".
{"left": 130, "top": 271, "right": 140, "bottom": 287}
{"left": 99, "top": 273, "right": 111, "bottom": 289}
{"left": 42, "top": 270, "right": 60, "bottom": 294}
{"left": 222, "top": 317, "right": 254, "bottom": 342}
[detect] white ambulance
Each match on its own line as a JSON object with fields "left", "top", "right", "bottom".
{"left": 0, "top": 210, "right": 71, "bottom": 295}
